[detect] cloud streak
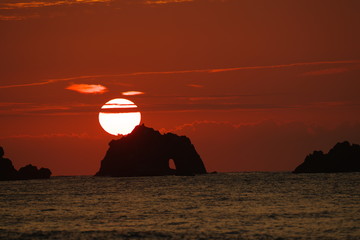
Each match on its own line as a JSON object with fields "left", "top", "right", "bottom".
{"left": 122, "top": 91, "right": 145, "bottom": 96}
{"left": 0, "top": 0, "right": 194, "bottom": 10}
{"left": 302, "top": 67, "right": 354, "bottom": 76}
{"left": 0, "top": 102, "right": 30, "bottom": 107}
{"left": 187, "top": 84, "right": 204, "bottom": 88}
{"left": 0, "top": 14, "right": 39, "bottom": 20}
{"left": 1, "top": 60, "right": 359, "bottom": 89}
{"left": 1, "top": 99, "right": 359, "bottom": 116}
{"left": 207, "top": 60, "right": 360, "bottom": 73}
{"left": 0, "top": 132, "right": 98, "bottom": 140}
{"left": 66, "top": 83, "right": 108, "bottom": 94}
{"left": 0, "top": 0, "right": 111, "bottom": 9}
{"left": 145, "top": 0, "right": 194, "bottom": 5}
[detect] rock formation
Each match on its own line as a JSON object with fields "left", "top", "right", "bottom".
{"left": 293, "top": 141, "right": 360, "bottom": 173}
{"left": 96, "top": 124, "right": 207, "bottom": 177}
{"left": 0, "top": 146, "right": 52, "bottom": 180}
{"left": 0, "top": 147, "right": 17, "bottom": 181}
{"left": 17, "top": 164, "right": 52, "bottom": 180}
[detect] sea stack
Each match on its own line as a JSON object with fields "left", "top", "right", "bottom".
{"left": 96, "top": 124, "right": 207, "bottom": 177}
{"left": 293, "top": 141, "right": 360, "bottom": 173}
{"left": 0, "top": 147, "right": 18, "bottom": 181}
{"left": 0, "top": 146, "right": 52, "bottom": 181}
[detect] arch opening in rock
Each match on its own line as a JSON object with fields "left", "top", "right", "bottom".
{"left": 168, "top": 159, "right": 176, "bottom": 170}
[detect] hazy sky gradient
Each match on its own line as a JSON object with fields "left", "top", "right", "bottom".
{"left": 1, "top": 0, "right": 360, "bottom": 175}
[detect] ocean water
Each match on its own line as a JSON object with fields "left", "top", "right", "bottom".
{"left": 0, "top": 172, "right": 359, "bottom": 240}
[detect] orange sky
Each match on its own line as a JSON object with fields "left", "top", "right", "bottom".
{"left": 1, "top": 0, "right": 360, "bottom": 175}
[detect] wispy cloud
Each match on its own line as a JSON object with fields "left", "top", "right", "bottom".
{"left": 160, "top": 120, "right": 230, "bottom": 133}
{"left": 6, "top": 105, "right": 70, "bottom": 113}
{"left": 0, "top": 132, "right": 97, "bottom": 140}
{"left": 188, "top": 96, "right": 238, "bottom": 101}
{"left": 1, "top": 60, "right": 359, "bottom": 89}
{"left": 0, "top": 14, "right": 39, "bottom": 20}
{"left": 207, "top": 60, "right": 360, "bottom": 73}
{"left": 0, "top": 102, "right": 30, "bottom": 107}
{"left": 187, "top": 84, "right": 204, "bottom": 88}
{"left": 305, "top": 101, "right": 358, "bottom": 108}
{"left": 66, "top": 83, "right": 108, "bottom": 94}
{"left": 0, "top": 0, "right": 111, "bottom": 9}
{"left": 0, "top": 100, "right": 290, "bottom": 116}
{"left": 138, "top": 102, "right": 297, "bottom": 113}
{"left": 122, "top": 91, "right": 145, "bottom": 96}
{"left": 0, "top": 75, "right": 89, "bottom": 89}
{"left": 1, "top": 98, "right": 359, "bottom": 117}
{"left": 0, "top": 102, "right": 98, "bottom": 116}
{"left": 302, "top": 67, "right": 352, "bottom": 76}
{"left": 145, "top": 0, "right": 194, "bottom": 5}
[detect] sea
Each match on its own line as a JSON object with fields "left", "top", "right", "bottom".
{"left": 0, "top": 172, "right": 359, "bottom": 240}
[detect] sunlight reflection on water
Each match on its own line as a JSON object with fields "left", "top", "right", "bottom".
{"left": 0, "top": 172, "right": 359, "bottom": 239}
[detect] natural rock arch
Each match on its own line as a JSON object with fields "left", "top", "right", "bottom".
{"left": 96, "top": 124, "right": 207, "bottom": 177}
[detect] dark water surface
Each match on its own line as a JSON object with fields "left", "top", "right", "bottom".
{"left": 0, "top": 172, "right": 359, "bottom": 239}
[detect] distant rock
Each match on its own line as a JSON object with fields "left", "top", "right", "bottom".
{"left": 293, "top": 141, "right": 360, "bottom": 173}
{"left": 17, "top": 164, "right": 52, "bottom": 180}
{"left": 0, "top": 146, "right": 52, "bottom": 181}
{"left": 0, "top": 147, "right": 17, "bottom": 181}
{"left": 96, "top": 124, "right": 207, "bottom": 177}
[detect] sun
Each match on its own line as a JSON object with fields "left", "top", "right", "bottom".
{"left": 99, "top": 98, "right": 141, "bottom": 136}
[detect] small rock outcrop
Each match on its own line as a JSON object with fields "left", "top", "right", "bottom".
{"left": 0, "top": 147, "right": 17, "bottom": 181}
{"left": 293, "top": 141, "right": 360, "bottom": 173}
{"left": 96, "top": 124, "right": 207, "bottom": 177}
{"left": 17, "top": 164, "right": 52, "bottom": 180}
{"left": 0, "top": 146, "right": 52, "bottom": 181}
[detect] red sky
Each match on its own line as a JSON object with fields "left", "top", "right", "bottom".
{"left": 1, "top": 0, "right": 360, "bottom": 175}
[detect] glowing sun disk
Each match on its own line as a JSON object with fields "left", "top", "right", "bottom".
{"left": 99, "top": 98, "right": 141, "bottom": 136}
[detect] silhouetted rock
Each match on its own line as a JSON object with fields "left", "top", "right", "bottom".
{"left": 0, "top": 147, "right": 17, "bottom": 180}
{"left": 38, "top": 168, "right": 52, "bottom": 179}
{"left": 293, "top": 141, "right": 360, "bottom": 173}
{"left": 0, "top": 146, "right": 52, "bottom": 180}
{"left": 96, "top": 124, "right": 207, "bottom": 177}
{"left": 17, "top": 164, "right": 52, "bottom": 180}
